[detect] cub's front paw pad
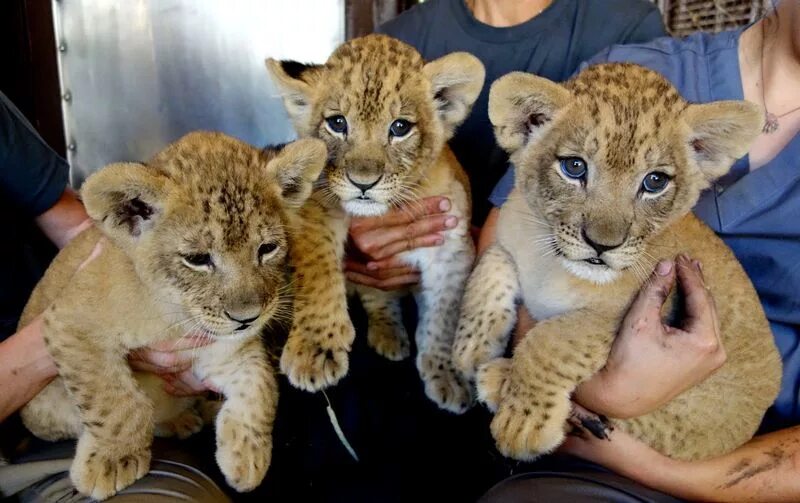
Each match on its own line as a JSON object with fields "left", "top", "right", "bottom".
{"left": 490, "top": 394, "right": 569, "bottom": 461}
{"left": 216, "top": 416, "right": 271, "bottom": 492}
{"left": 71, "top": 445, "right": 150, "bottom": 500}
{"left": 155, "top": 408, "right": 204, "bottom": 439}
{"left": 476, "top": 358, "right": 512, "bottom": 412}
{"left": 280, "top": 336, "right": 350, "bottom": 392}
{"left": 368, "top": 323, "right": 410, "bottom": 361}
{"left": 418, "top": 353, "right": 474, "bottom": 414}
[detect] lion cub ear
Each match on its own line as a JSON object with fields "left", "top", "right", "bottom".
{"left": 681, "top": 101, "right": 764, "bottom": 182}
{"left": 266, "top": 58, "right": 324, "bottom": 136}
{"left": 81, "top": 162, "right": 170, "bottom": 250}
{"left": 488, "top": 72, "right": 571, "bottom": 153}
{"left": 423, "top": 52, "right": 485, "bottom": 140}
{"left": 265, "top": 138, "right": 326, "bottom": 208}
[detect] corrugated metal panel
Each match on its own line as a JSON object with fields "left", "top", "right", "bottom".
{"left": 53, "top": 0, "right": 345, "bottom": 186}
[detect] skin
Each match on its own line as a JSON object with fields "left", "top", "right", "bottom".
{"left": 346, "top": 0, "right": 553, "bottom": 290}
{"left": 559, "top": 2, "right": 800, "bottom": 499}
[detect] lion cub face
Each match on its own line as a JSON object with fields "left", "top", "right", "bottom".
{"left": 490, "top": 63, "right": 762, "bottom": 284}
{"left": 267, "top": 34, "right": 484, "bottom": 216}
{"left": 81, "top": 132, "right": 325, "bottom": 339}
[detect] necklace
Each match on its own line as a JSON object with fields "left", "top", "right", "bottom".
{"left": 760, "top": 22, "right": 800, "bottom": 134}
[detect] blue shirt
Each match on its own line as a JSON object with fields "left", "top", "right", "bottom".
{"left": 380, "top": 0, "right": 666, "bottom": 224}
{"left": 490, "top": 29, "right": 800, "bottom": 428}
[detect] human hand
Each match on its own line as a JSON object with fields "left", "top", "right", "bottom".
{"left": 128, "top": 336, "right": 217, "bottom": 396}
{"left": 573, "top": 255, "right": 725, "bottom": 418}
{"left": 345, "top": 196, "right": 457, "bottom": 290}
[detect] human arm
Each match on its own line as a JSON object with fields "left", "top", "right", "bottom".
{"left": 562, "top": 412, "right": 800, "bottom": 502}
{"left": 344, "top": 196, "right": 457, "bottom": 290}
{"left": 34, "top": 187, "right": 91, "bottom": 249}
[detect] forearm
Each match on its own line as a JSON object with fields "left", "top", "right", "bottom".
{"left": 477, "top": 207, "right": 499, "bottom": 256}
{"left": 35, "top": 187, "right": 91, "bottom": 249}
{"left": 0, "top": 316, "right": 58, "bottom": 421}
{"left": 594, "top": 426, "right": 800, "bottom": 502}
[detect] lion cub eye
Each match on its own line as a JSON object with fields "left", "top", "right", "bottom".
{"left": 389, "top": 119, "right": 413, "bottom": 138}
{"left": 182, "top": 253, "right": 213, "bottom": 270}
{"left": 325, "top": 115, "right": 348, "bottom": 135}
{"left": 559, "top": 157, "right": 587, "bottom": 180}
{"left": 258, "top": 243, "right": 279, "bottom": 263}
{"left": 641, "top": 171, "right": 671, "bottom": 194}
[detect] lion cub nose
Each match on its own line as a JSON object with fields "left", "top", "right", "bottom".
{"left": 346, "top": 172, "right": 382, "bottom": 194}
{"left": 224, "top": 306, "right": 261, "bottom": 325}
{"left": 581, "top": 228, "right": 624, "bottom": 255}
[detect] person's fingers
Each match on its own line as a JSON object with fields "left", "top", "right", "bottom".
{"left": 369, "top": 233, "right": 445, "bottom": 260}
{"left": 359, "top": 214, "right": 457, "bottom": 256}
{"left": 129, "top": 348, "right": 192, "bottom": 373}
{"left": 77, "top": 238, "right": 105, "bottom": 271}
{"left": 161, "top": 375, "right": 197, "bottom": 397}
{"left": 146, "top": 335, "right": 214, "bottom": 352}
{"left": 622, "top": 260, "right": 676, "bottom": 332}
{"left": 676, "top": 255, "right": 716, "bottom": 336}
{"left": 364, "top": 255, "right": 410, "bottom": 271}
{"left": 345, "top": 270, "right": 421, "bottom": 290}
{"left": 350, "top": 197, "right": 451, "bottom": 233}
{"left": 344, "top": 259, "right": 418, "bottom": 279}
{"left": 172, "top": 369, "right": 209, "bottom": 394}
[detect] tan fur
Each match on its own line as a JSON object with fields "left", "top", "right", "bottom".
{"left": 19, "top": 132, "right": 326, "bottom": 499}
{"left": 267, "top": 34, "right": 485, "bottom": 412}
{"left": 453, "top": 63, "right": 782, "bottom": 461}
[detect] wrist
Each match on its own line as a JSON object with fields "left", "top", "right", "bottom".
{"left": 15, "top": 316, "right": 58, "bottom": 380}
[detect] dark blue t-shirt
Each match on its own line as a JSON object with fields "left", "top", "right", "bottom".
{"left": 380, "top": 0, "right": 667, "bottom": 223}
{"left": 0, "top": 91, "right": 69, "bottom": 338}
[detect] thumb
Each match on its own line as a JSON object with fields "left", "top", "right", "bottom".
{"left": 627, "top": 260, "right": 676, "bottom": 319}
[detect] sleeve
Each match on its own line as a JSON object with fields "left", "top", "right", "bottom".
{"left": 0, "top": 91, "right": 69, "bottom": 217}
{"left": 624, "top": 8, "right": 668, "bottom": 44}
{"left": 489, "top": 164, "right": 515, "bottom": 208}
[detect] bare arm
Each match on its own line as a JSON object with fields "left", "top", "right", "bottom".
{"left": 0, "top": 315, "right": 58, "bottom": 422}
{"left": 34, "top": 187, "right": 91, "bottom": 249}
{"left": 562, "top": 417, "right": 800, "bottom": 502}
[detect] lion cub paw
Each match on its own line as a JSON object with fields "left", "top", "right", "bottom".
{"left": 417, "top": 352, "right": 474, "bottom": 414}
{"left": 71, "top": 437, "right": 150, "bottom": 500}
{"left": 215, "top": 411, "right": 271, "bottom": 492}
{"left": 154, "top": 408, "right": 204, "bottom": 439}
{"left": 476, "top": 358, "right": 513, "bottom": 412}
{"left": 489, "top": 388, "right": 570, "bottom": 461}
{"left": 280, "top": 330, "right": 352, "bottom": 391}
{"left": 368, "top": 322, "right": 410, "bottom": 361}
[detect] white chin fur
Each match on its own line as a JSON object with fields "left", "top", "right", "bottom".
{"left": 343, "top": 199, "right": 389, "bottom": 217}
{"left": 560, "top": 259, "right": 621, "bottom": 285}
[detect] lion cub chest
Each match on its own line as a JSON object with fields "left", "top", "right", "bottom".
{"left": 497, "top": 195, "right": 590, "bottom": 321}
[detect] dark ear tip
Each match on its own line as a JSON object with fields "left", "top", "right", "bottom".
{"left": 280, "top": 60, "right": 315, "bottom": 80}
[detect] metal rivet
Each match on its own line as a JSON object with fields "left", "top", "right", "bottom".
{"left": 63, "top": 91, "right": 71, "bottom": 102}
{"left": 58, "top": 42, "right": 67, "bottom": 52}
{"left": 68, "top": 143, "right": 76, "bottom": 151}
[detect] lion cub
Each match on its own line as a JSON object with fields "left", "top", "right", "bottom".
{"left": 453, "top": 64, "right": 782, "bottom": 461}
{"left": 266, "top": 34, "right": 485, "bottom": 413}
{"left": 20, "top": 132, "right": 326, "bottom": 499}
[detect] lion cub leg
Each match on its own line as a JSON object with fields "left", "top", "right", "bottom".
{"left": 359, "top": 287, "right": 410, "bottom": 361}
{"left": 482, "top": 311, "right": 615, "bottom": 461}
{"left": 414, "top": 237, "right": 475, "bottom": 414}
{"left": 281, "top": 203, "right": 354, "bottom": 391}
{"left": 452, "top": 244, "right": 520, "bottom": 381}
{"left": 42, "top": 321, "right": 154, "bottom": 500}
{"left": 197, "top": 338, "right": 277, "bottom": 493}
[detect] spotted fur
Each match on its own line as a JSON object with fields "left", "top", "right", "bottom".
{"left": 19, "top": 132, "right": 326, "bottom": 499}
{"left": 453, "top": 64, "right": 782, "bottom": 460}
{"left": 267, "top": 34, "right": 485, "bottom": 412}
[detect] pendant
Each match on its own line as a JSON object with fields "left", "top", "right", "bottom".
{"left": 763, "top": 112, "right": 779, "bottom": 134}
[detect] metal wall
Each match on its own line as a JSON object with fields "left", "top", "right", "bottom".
{"left": 53, "top": 0, "right": 345, "bottom": 186}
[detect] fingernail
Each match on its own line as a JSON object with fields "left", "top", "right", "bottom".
{"left": 656, "top": 260, "right": 673, "bottom": 276}
{"left": 693, "top": 259, "right": 702, "bottom": 271}
{"left": 445, "top": 216, "right": 458, "bottom": 228}
{"left": 439, "top": 199, "right": 451, "bottom": 211}
{"left": 434, "top": 237, "right": 444, "bottom": 245}
{"left": 366, "top": 262, "right": 378, "bottom": 271}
